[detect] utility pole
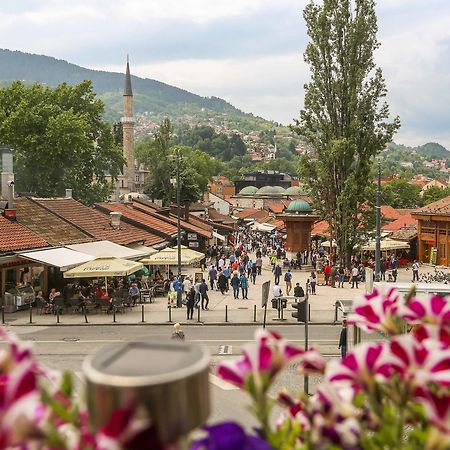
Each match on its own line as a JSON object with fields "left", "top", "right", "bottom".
{"left": 176, "top": 149, "right": 182, "bottom": 284}
{"left": 329, "top": 190, "right": 333, "bottom": 268}
{"left": 375, "top": 162, "right": 381, "bottom": 282}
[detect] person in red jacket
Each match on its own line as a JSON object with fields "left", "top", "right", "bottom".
{"left": 324, "top": 262, "right": 331, "bottom": 286}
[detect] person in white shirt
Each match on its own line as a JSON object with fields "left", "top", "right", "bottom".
{"left": 412, "top": 260, "right": 419, "bottom": 282}
{"left": 273, "top": 284, "right": 283, "bottom": 298}
{"left": 182, "top": 277, "right": 192, "bottom": 296}
{"left": 351, "top": 266, "right": 359, "bottom": 288}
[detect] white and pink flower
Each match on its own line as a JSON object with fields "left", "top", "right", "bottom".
{"left": 401, "top": 294, "right": 450, "bottom": 328}
{"left": 348, "top": 287, "right": 402, "bottom": 335}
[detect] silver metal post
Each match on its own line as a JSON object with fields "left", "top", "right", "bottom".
{"left": 304, "top": 284, "right": 309, "bottom": 394}
{"left": 176, "top": 149, "right": 182, "bottom": 287}
{"left": 375, "top": 162, "right": 381, "bottom": 282}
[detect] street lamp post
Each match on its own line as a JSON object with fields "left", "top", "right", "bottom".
{"left": 175, "top": 149, "right": 182, "bottom": 286}
{"left": 375, "top": 162, "right": 381, "bottom": 282}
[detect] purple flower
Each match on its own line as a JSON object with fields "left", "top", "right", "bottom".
{"left": 191, "top": 422, "right": 271, "bottom": 450}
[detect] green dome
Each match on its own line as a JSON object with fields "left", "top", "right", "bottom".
{"left": 239, "top": 186, "right": 258, "bottom": 195}
{"left": 285, "top": 186, "right": 304, "bottom": 195}
{"left": 256, "top": 186, "right": 282, "bottom": 195}
{"left": 273, "top": 186, "right": 286, "bottom": 194}
{"left": 287, "top": 199, "right": 312, "bottom": 213}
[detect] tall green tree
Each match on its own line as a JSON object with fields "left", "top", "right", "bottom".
{"left": 422, "top": 185, "right": 450, "bottom": 206}
{"left": 381, "top": 179, "right": 421, "bottom": 209}
{"left": 0, "top": 80, "right": 124, "bottom": 205}
{"left": 293, "top": 0, "right": 400, "bottom": 264}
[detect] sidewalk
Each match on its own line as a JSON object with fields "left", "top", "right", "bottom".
{"left": 3, "top": 262, "right": 434, "bottom": 327}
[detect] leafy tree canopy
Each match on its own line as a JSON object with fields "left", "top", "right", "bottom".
{"left": 422, "top": 185, "right": 450, "bottom": 206}
{"left": 381, "top": 178, "right": 421, "bottom": 209}
{"left": 0, "top": 80, "right": 124, "bottom": 204}
{"left": 293, "top": 0, "right": 400, "bottom": 264}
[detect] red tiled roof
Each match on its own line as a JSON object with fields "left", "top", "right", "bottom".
{"left": 412, "top": 195, "right": 450, "bottom": 216}
{"left": 267, "top": 203, "right": 285, "bottom": 214}
{"left": 132, "top": 200, "right": 212, "bottom": 239}
{"left": 311, "top": 220, "right": 330, "bottom": 237}
{"left": 0, "top": 216, "right": 48, "bottom": 253}
{"left": 382, "top": 214, "right": 417, "bottom": 232}
{"left": 380, "top": 205, "right": 401, "bottom": 221}
{"left": 234, "top": 208, "right": 260, "bottom": 220}
{"left": 265, "top": 217, "right": 285, "bottom": 230}
{"left": 33, "top": 198, "right": 163, "bottom": 247}
{"left": 15, "top": 197, "right": 93, "bottom": 245}
{"left": 207, "top": 208, "right": 236, "bottom": 224}
{"left": 95, "top": 202, "right": 176, "bottom": 239}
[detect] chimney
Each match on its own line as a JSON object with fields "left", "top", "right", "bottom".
{"left": 110, "top": 211, "right": 122, "bottom": 229}
{"left": 65, "top": 188, "right": 73, "bottom": 199}
{"left": 1, "top": 146, "right": 14, "bottom": 201}
{"left": 3, "top": 181, "right": 16, "bottom": 221}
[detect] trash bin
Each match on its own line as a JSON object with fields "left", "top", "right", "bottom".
{"left": 292, "top": 300, "right": 307, "bottom": 322}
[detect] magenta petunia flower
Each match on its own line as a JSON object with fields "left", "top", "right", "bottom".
{"left": 326, "top": 342, "right": 393, "bottom": 389}
{"left": 348, "top": 287, "right": 402, "bottom": 334}
{"left": 415, "top": 387, "right": 450, "bottom": 434}
{"left": 217, "top": 329, "right": 310, "bottom": 392}
{"left": 400, "top": 294, "right": 450, "bottom": 328}
{"left": 412, "top": 323, "right": 450, "bottom": 347}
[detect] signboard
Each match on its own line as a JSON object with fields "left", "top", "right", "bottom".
{"left": 430, "top": 247, "right": 437, "bottom": 265}
{"left": 261, "top": 280, "right": 271, "bottom": 308}
{"left": 365, "top": 268, "right": 374, "bottom": 294}
{"left": 188, "top": 233, "right": 197, "bottom": 241}
{"left": 194, "top": 272, "right": 203, "bottom": 283}
{"left": 188, "top": 241, "right": 199, "bottom": 248}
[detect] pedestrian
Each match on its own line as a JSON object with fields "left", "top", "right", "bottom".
{"left": 128, "top": 282, "right": 140, "bottom": 306}
{"left": 172, "top": 277, "right": 183, "bottom": 308}
{"left": 274, "top": 263, "right": 282, "bottom": 285}
{"left": 208, "top": 265, "right": 217, "bottom": 290}
{"left": 324, "top": 262, "right": 331, "bottom": 286}
{"left": 330, "top": 265, "right": 337, "bottom": 288}
{"left": 251, "top": 264, "right": 257, "bottom": 285}
{"left": 200, "top": 279, "right": 209, "bottom": 310}
{"left": 182, "top": 276, "right": 192, "bottom": 299}
{"left": 380, "top": 260, "right": 386, "bottom": 281}
{"left": 247, "top": 259, "right": 253, "bottom": 278}
{"left": 186, "top": 287, "right": 195, "bottom": 320}
{"left": 255, "top": 256, "right": 263, "bottom": 275}
{"left": 284, "top": 269, "right": 293, "bottom": 295}
{"left": 293, "top": 283, "right": 304, "bottom": 301}
{"left": 218, "top": 271, "right": 227, "bottom": 295}
{"left": 231, "top": 272, "right": 241, "bottom": 299}
{"left": 338, "top": 266, "right": 345, "bottom": 288}
{"left": 351, "top": 265, "right": 359, "bottom": 288}
{"left": 338, "top": 320, "right": 348, "bottom": 358}
{"left": 309, "top": 272, "right": 316, "bottom": 295}
{"left": 240, "top": 273, "right": 248, "bottom": 299}
{"left": 171, "top": 323, "right": 185, "bottom": 341}
{"left": 273, "top": 283, "right": 283, "bottom": 298}
{"left": 412, "top": 260, "right": 420, "bottom": 282}
{"left": 270, "top": 254, "right": 277, "bottom": 272}
{"left": 194, "top": 278, "right": 202, "bottom": 308}
{"left": 392, "top": 267, "right": 398, "bottom": 282}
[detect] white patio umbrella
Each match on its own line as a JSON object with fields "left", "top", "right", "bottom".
{"left": 141, "top": 246, "right": 204, "bottom": 266}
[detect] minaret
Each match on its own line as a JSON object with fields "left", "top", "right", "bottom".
{"left": 122, "top": 56, "right": 135, "bottom": 193}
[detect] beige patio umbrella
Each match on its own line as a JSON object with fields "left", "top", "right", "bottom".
{"left": 141, "top": 246, "right": 204, "bottom": 266}
{"left": 63, "top": 256, "right": 143, "bottom": 282}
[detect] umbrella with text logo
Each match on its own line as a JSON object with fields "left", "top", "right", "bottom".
{"left": 63, "top": 256, "right": 143, "bottom": 278}
{"left": 141, "top": 246, "right": 204, "bottom": 266}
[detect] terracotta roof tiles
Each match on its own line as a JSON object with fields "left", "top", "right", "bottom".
{"left": 382, "top": 214, "right": 417, "bottom": 232}
{"left": 33, "top": 198, "right": 163, "bottom": 247}
{"left": 412, "top": 196, "right": 450, "bottom": 216}
{"left": 0, "top": 216, "right": 48, "bottom": 253}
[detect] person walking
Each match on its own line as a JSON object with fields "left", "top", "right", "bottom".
{"left": 208, "top": 265, "right": 217, "bottom": 290}
{"left": 171, "top": 323, "right": 185, "bottom": 340}
{"left": 338, "top": 266, "right": 345, "bottom": 288}
{"left": 284, "top": 269, "right": 293, "bottom": 295}
{"left": 255, "top": 256, "right": 263, "bottom": 275}
{"left": 200, "top": 279, "right": 209, "bottom": 310}
{"left": 308, "top": 272, "right": 316, "bottom": 295}
{"left": 324, "top": 262, "right": 331, "bottom": 286}
{"left": 330, "top": 265, "right": 337, "bottom": 288}
{"left": 182, "top": 276, "right": 192, "bottom": 298}
{"left": 231, "top": 272, "right": 241, "bottom": 299}
{"left": 218, "top": 271, "right": 227, "bottom": 295}
{"left": 251, "top": 264, "right": 257, "bottom": 285}
{"left": 270, "top": 254, "right": 277, "bottom": 272}
{"left": 412, "top": 260, "right": 420, "bottom": 282}
{"left": 240, "top": 273, "right": 249, "bottom": 299}
{"left": 274, "top": 263, "right": 282, "bottom": 285}
{"left": 351, "top": 265, "right": 359, "bottom": 288}
{"left": 247, "top": 259, "right": 253, "bottom": 278}
{"left": 194, "top": 278, "right": 202, "bottom": 308}
{"left": 338, "top": 320, "right": 348, "bottom": 358}
{"left": 186, "top": 287, "right": 195, "bottom": 320}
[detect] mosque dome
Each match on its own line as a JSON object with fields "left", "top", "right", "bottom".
{"left": 272, "top": 186, "right": 286, "bottom": 194}
{"left": 286, "top": 199, "right": 312, "bottom": 213}
{"left": 256, "top": 186, "right": 283, "bottom": 195}
{"left": 239, "top": 186, "right": 258, "bottom": 195}
{"left": 285, "top": 186, "right": 305, "bottom": 195}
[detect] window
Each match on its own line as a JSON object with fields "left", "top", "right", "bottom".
{"left": 440, "top": 243, "right": 446, "bottom": 258}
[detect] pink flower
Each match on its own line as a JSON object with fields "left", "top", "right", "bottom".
{"left": 412, "top": 323, "right": 450, "bottom": 347}
{"left": 326, "top": 342, "right": 393, "bottom": 389}
{"left": 217, "top": 329, "right": 311, "bottom": 392}
{"left": 389, "top": 334, "right": 450, "bottom": 388}
{"left": 348, "top": 287, "right": 402, "bottom": 334}
{"left": 401, "top": 294, "right": 450, "bottom": 328}
{"left": 415, "top": 387, "right": 450, "bottom": 434}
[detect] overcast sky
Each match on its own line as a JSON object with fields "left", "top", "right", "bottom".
{"left": 1, "top": 0, "right": 449, "bottom": 148}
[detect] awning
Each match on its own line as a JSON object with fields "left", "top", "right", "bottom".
{"left": 66, "top": 240, "right": 146, "bottom": 260}
{"left": 17, "top": 247, "right": 94, "bottom": 272}
{"left": 251, "top": 223, "right": 276, "bottom": 232}
{"left": 64, "top": 256, "right": 143, "bottom": 278}
{"left": 212, "top": 231, "right": 226, "bottom": 241}
{"left": 127, "top": 243, "right": 158, "bottom": 257}
{"left": 361, "top": 239, "right": 410, "bottom": 252}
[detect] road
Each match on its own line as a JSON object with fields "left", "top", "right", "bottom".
{"left": 7, "top": 324, "right": 381, "bottom": 430}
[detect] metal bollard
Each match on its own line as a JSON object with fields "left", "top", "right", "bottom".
{"left": 29, "top": 305, "right": 33, "bottom": 324}
{"left": 56, "top": 308, "right": 60, "bottom": 324}
{"left": 141, "top": 304, "right": 145, "bottom": 323}
{"left": 83, "top": 306, "right": 89, "bottom": 324}
{"left": 225, "top": 305, "right": 228, "bottom": 323}
{"left": 197, "top": 305, "right": 201, "bottom": 323}
{"left": 1, "top": 306, "right": 4, "bottom": 324}
{"left": 253, "top": 304, "right": 257, "bottom": 322}
{"left": 113, "top": 306, "right": 116, "bottom": 323}
{"left": 168, "top": 305, "right": 172, "bottom": 323}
